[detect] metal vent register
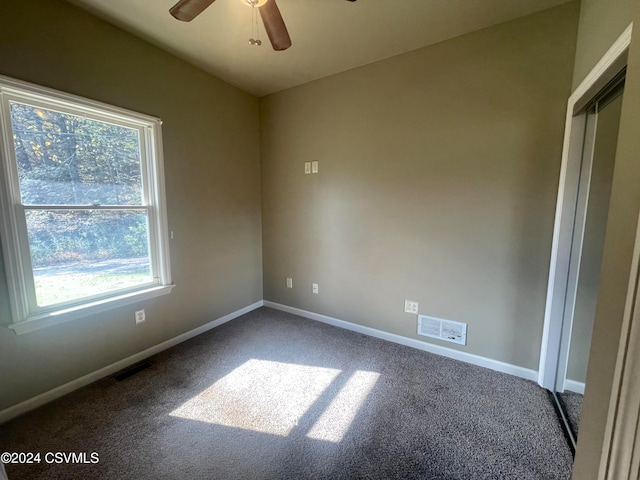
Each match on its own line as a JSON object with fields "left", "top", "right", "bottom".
{"left": 418, "top": 315, "right": 467, "bottom": 345}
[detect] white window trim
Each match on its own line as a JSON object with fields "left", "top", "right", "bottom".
{"left": 0, "top": 75, "right": 174, "bottom": 335}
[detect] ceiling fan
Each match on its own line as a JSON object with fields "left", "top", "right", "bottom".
{"left": 169, "top": 0, "right": 357, "bottom": 51}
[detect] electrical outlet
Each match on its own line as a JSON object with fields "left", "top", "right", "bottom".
{"left": 286, "top": 277, "right": 293, "bottom": 288}
{"left": 404, "top": 300, "right": 419, "bottom": 315}
{"left": 135, "top": 309, "right": 146, "bottom": 324}
{"left": 312, "top": 283, "right": 319, "bottom": 294}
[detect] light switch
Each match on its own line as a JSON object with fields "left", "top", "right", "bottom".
{"left": 304, "top": 162, "right": 311, "bottom": 174}
{"left": 311, "top": 161, "right": 319, "bottom": 174}
{"left": 404, "top": 300, "right": 419, "bottom": 315}
{"left": 286, "top": 277, "right": 293, "bottom": 288}
{"left": 135, "top": 309, "right": 146, "bottom": 324}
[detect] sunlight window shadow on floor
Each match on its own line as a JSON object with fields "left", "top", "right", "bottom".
{"left": 169, "top": 359, "right": 341, "bottom": 436}
{"left": 169, "top": 360, "right": 381, "bottom": 442}
{"left": 306, "top": 370, "right": 380, "bottom": 443}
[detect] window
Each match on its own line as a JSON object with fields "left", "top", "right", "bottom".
{"left": 0, "top": 75, "right": 173, "bottom": 334}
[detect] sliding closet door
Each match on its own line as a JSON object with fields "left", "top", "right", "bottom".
{"left": 566, "top": 93, "right": 622, "bottom": 387}
{"left": 554, "top": 82, "right": 624, "bottom": 447}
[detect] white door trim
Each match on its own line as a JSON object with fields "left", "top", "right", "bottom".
{"left": 554, "top": 110, "right": 598, "bottom": 393}
{"left": 600, "top": 209, "right": 640, "bottom": 478}
{"left": 538, "top": 24, "right": 632, "bottom": 391}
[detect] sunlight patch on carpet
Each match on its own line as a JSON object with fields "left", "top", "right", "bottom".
{"left": 170, "top": 359, "right": 341, "bottom": 436}
{"left": 306, "top": 370, "right": 380, "bottom": 443}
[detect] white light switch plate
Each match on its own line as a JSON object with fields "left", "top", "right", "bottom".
{"left": 311, "top": 161, "right": 318, "bottom": 174}
{"left": 135, "top": 309, "right": 146, "bottom": 324}
{"left": 404, "top": 300, "right": 419, "bottom": 315}
{"left": 304, "top": 162, "right": 311, "bottom": 174}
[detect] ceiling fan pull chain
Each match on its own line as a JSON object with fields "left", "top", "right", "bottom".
{"left": 248, "top": 0, "right": 262, "bottom": 46}
{"left": 255, "top": 5, "right": 262, "bottom": 46}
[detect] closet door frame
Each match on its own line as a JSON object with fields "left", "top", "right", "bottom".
{"left": 538, "top": 24, "right": 631, "bottom": 392}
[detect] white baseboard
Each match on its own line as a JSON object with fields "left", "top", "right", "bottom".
{"left": 0, "top": 301, "right": 264, "bottom": 425}
{"left": 564, "top": 379, "right": 586, "bottom": 394}
{"left": 264, "top": 301, "right": 538, "bottom": 382}
{"left": 1, "top": 300, "right": 540, "bottom": 425}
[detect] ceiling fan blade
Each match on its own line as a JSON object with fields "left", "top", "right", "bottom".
{"left": 259, "top": 0, "right": 292, "bottom": 51}
{"left": 169, "top": 0, "right": 216, "bottom": 22}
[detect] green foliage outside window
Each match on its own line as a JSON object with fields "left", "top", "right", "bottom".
{"left": 10, "top": 103, "right": 149, "bottom": 267}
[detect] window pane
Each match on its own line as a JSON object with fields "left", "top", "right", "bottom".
{"left": 10, "top": 102, "right": 143, "bottom": 206}
{"left": 25, "top": 209, "right": 153, "bottom": 307}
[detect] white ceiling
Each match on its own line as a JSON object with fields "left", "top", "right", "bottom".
{"left": 67, "top": 0, "right": 573, "bottom": 97}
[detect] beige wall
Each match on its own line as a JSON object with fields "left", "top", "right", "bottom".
{"left": 0, "top": 0, "right": 263, "bottom": 410}
{"left": 572, "top": 0, "right": 637, "bottom": 89}
{"left": 260, "top": 4, "right": 579, "bottom": 371}
{"left": 572, "top": 1, "right": 640, "bottom": 477}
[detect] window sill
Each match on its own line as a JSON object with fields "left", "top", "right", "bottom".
{"left": 6, "top": 284, "right": 175, "bottom": 335}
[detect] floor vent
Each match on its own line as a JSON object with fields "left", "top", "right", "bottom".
{"left": 112, "top": 361, "right": 153, "bottom": 381}
{"left": 418, "top": 315, "right": 467, "bottom": 345}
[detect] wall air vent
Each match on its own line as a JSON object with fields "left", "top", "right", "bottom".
{"left": 418, "top": 315, "right": 467, "bottom": 345}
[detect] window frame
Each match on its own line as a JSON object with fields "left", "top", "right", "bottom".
{"left": 0, "top": 75, "right": 173, "bottom": 335}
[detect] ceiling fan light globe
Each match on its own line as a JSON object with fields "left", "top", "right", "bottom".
{"left": 240, "top": 0, "right": 269, "bottom": 7}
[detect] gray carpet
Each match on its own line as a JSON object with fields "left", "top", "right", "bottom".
{"left": 0, "top": 307, "right": 573, "bottom": 479}
{"left": 558, "top": 391, "right": 583, "bottom": 437}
